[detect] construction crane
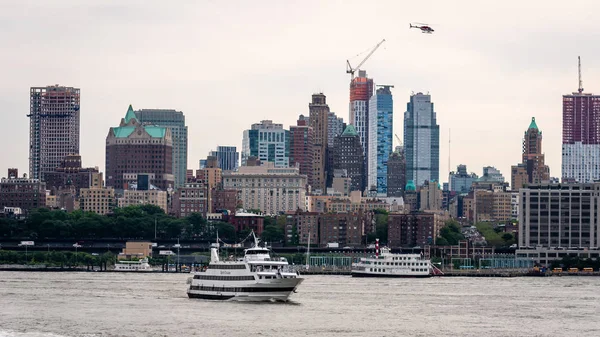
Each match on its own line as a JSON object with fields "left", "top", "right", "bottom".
{"left": 395, "top": 134, "right": 402, "bottom": 146}
{"left": 346, "top": 39, "right": 386, "bottom": 78}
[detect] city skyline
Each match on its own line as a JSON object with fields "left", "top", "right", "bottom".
{"left": 2, "top": 1, "right": 599, "bottom": 185}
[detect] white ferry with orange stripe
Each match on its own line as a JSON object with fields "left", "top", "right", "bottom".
{"left": 351, "top": 240, "right": 432, "bottom": 278}
{"left": 187, "top": 233, "right": 303, "bottom": 301}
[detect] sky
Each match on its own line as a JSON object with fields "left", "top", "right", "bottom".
{"left": 1, "top": 0, "right": 599, "bottom": 186}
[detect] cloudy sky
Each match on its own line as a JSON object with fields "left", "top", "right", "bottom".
{"left": 1, "top": 0, "right": 598, "bottom": 185}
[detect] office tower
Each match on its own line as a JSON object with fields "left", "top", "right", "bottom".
{"left": 327, "top": 112, "right": 345, "bottom": 147}
{"left": 333, "top": 125, "right": 365, "bottom": 192}
{"left": 387, "top": 146, "right": 406, "bottom": 197}
{"left": 29, "top": 85, "right": 80, "bottom": 181}
{"left": 367, "top": 85, "right": 394, "bottom": 194}
{"left": 404, "top": 92, "right": 440, "bottom": 186}
{"left": 208, "top": 146, "right": 239, "bottom": 171}
{"left": 511, "top": 117, "right": 550, "bottom": 190}
{"left": 562, "top": 58, "right": 600, "bottom": 182}
{"left": 449, "top": 164, "right": 478, "bottom": 193}
{"left": 289, "top": 116, "right": 314, "bottom": 186}
{"left": 106, "top": 105, "right": 174, "bottom": 190}
{"left": 309, "top": 93, "right": 330, "bottom": 193}
{"left": 349, "top": 70, "right": 373, "bottom": 156}
{"left": 135, "top": 109, "right": 187, "bottom": 188}
{"left": 241, "top": 120, "right": 289, "bottom": 167}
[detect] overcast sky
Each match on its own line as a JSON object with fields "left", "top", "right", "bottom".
{"left": 1, "top": 0, "right": 599, "bottom": 185}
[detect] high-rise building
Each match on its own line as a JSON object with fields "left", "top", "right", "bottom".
{"left": 241, "top": 120, "right": 289, "bottom": 168}
{"left": 106, "top": 105, "right": 174, "bottom": 191}
{"left": 29, "top": 85, "right": 80, "bottom": 181}
{"left": 135, "top": 109, "right": 187, "bottom": 188}
{"left": 349, "top": 70, "right": 374, "bottom": 157}
{"left": 511, "top": 117, "right": 550, "bottom": 190}
{"left": 387, "top": 146, "right": 406, "bottom": 197}
{"left": 309, "top": 93, "right": 330, "bottom": 193}
{"left": 404, "top": 92, "right": 440, "bottom": 186}
{"left": 561, "top": 59, "right": 600, "bottom": 182}
{"left": 222, "top": 163, "right": 307, "bottom": 215}
{"left": 449, "top": 164, "right": 478, "bottom": 193}
{"left": 333, "top": 125, "right": 365, "bottom": 192}
{"left": 368, "top": 85, "right": 394, "bottom": 194}
{"left": 327, "top": 112, "right": 345, "bottom": 148}
{"left": 208, "top": 146, "right": 239, "bottom": 171}
{"left": 289, "top": 116, "right": 314, "bottom": 186}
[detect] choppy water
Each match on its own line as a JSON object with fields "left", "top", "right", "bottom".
{"left": 0, "top": 272, "right": 599, "bottom": 337}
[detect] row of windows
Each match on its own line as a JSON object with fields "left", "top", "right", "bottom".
{"left": 193, "top": 275, "right": 254, "bottom": 281}
{"left": 208, "top": 264, "right": 247, "bottom": 270}
{"left": 189, "top": 285, "right": 295, "bottom": 293}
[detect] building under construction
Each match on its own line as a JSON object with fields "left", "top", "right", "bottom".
{"left": 29, "top": 85, "right": 80, "bottom": 181}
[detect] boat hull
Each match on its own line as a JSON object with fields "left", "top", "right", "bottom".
{"left": 187, "top": 278, "right": 303, "bottom": 302}
{"left": 351, "top": 271, "right": 432, "bottom": 278}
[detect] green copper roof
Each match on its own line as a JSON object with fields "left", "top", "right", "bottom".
{"left": 528, "top": 117, "right": 538, "bottom": 130}
{"left": 124, "top": 104, "right": 138, "bottom": 123}
{"left": 144, "top": 126, "right": 167, "bottom": 138}
{"left": 405, "top": 180, "right": 416, "bottom": 191}
{"left": 112, "top": 126, "right": 135, "bottom": 138}
{"left": 341, "top": 124, "right": 358, "bottom": 136}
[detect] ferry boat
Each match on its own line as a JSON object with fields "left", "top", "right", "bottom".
{"left": 114, "top": 258, "right": 153, "bottom": 272}
{"left": 351, "top": 244, "right": 433, "bottom": 278}
{"left": 187, "top": 233, "right": 304, "bottom": 301}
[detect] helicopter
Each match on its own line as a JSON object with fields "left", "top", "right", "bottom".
{"left": 409, "top": 23, "right": 434, "bottom": 34}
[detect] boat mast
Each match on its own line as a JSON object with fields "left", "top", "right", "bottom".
{"left": 305, "top": 232, "right": 310, "bottom": 270}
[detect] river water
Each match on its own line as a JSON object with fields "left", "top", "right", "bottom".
{"left": 0, "top": 272, "right": 599, "bottom": 337}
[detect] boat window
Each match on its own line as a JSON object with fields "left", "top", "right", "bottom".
{"left": 193, "top": 275, "right": 255, "bottom": 281}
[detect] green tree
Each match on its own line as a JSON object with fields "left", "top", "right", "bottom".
{"left": 261, "top": 225, "right": 284, "bottom": 243}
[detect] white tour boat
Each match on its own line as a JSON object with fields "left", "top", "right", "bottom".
{"left": 187, "top": 233, "right": 304, "bottom": 301}
{"left": 114, "top": 258, "right": 153, "bottom": 272}
{"left": 352, "top": 243, "right": 433, "bottom": 278}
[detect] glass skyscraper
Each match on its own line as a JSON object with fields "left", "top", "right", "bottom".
{"left": 404, "top": 92, "right": 439, "bottom": 187}
{"left": 209, "top": 146, "right": 239, "bottom": 171}
{"left": 367, "top": 86, "right": 394, "bottom": 194}
{"left": 242, "top": 120, "right": 289, "bottom": 168}
{"left": 135, "top": 109, "right": 188, "bottom": 188}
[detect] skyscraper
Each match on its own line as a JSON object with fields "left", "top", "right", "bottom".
{"left": 241, "top": 120, "right": 289, "bottom": 168}
{"left": 387, "top": 146, "right": 406, "bottom": 197}
{"left": 404, "top": 92, "right": 440, "bottom": 186}
{"left": 106, "top": 105, "right": 174, "bottom": 190}
{"left": 511, "top": 117, "right": 550, "bottom": 190}
{"left": 449, "top": 164, "right": 478, "bottom": 193}
{"left": 135, "top": 109, "right": 187, "bottom": 188}
{"left": 289, "top": 116, "right": 314, "bottom": 186}
{"left": 562, "top": 58, "right": 600, "bottom": 182}
{"left": 349, "top": 70, "right": 374, "bottom": 156}
{"left": 309, "top": 93, "right": 330, "bottom": 193}
{"left": 209, "top": 146, "right": 239, "bottom": 171}
{"left": 368, "top": 85, "right": 394, "bottom": 194}
{"left": 327, "top": 112, "right": 345, "bottom": 148}
{"left": 333, "top": 125, "right": 365, "bottom": 192}
{"left": 29, "top": 85, "right": 80, "bottom": 181}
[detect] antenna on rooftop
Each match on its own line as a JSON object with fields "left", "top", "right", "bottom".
{"left": 448, "top": 128, "right": 451, "bottom": 176}
{"left": 578, "top": 56, "right": 584, "bottom": 94}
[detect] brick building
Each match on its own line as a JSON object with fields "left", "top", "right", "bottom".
{"left": 105, "top": 105, "right": 174, "bottom": 191}
{"left": 227, "top": 212, "right": 265, "bottom": 236}
{"left": 79, "top": 173, "right": 115, "bottom": 215}
{"left": 289, "top": 116, "right": 314, "bottom": 187}
{"left": 172, "top": 182, "right": 207, "bottom": 218}
{"left": 0, "top": 169, "right": 46, "bottom": 212}
{"left": 388, "top": 212, "right": 445, "bottom": 248}
{"left": 212, "top": 189, "right": 240, "bottom": 214}
{"left": 44, "top": 154, "right": 99, "bottom": 195}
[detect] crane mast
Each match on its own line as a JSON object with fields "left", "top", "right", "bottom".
{"left": 346, "top": 39, "right": 386, "bottom": 78}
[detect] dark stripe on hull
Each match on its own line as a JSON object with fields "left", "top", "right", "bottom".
{"left": 351, "top": 272, "right": 432, "bottom": 278}
{"left": 188, "top": 293, "right": 235, "bottom": 300}
{"left": 189, "top": 286, "right": 297, "bottom": 292}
